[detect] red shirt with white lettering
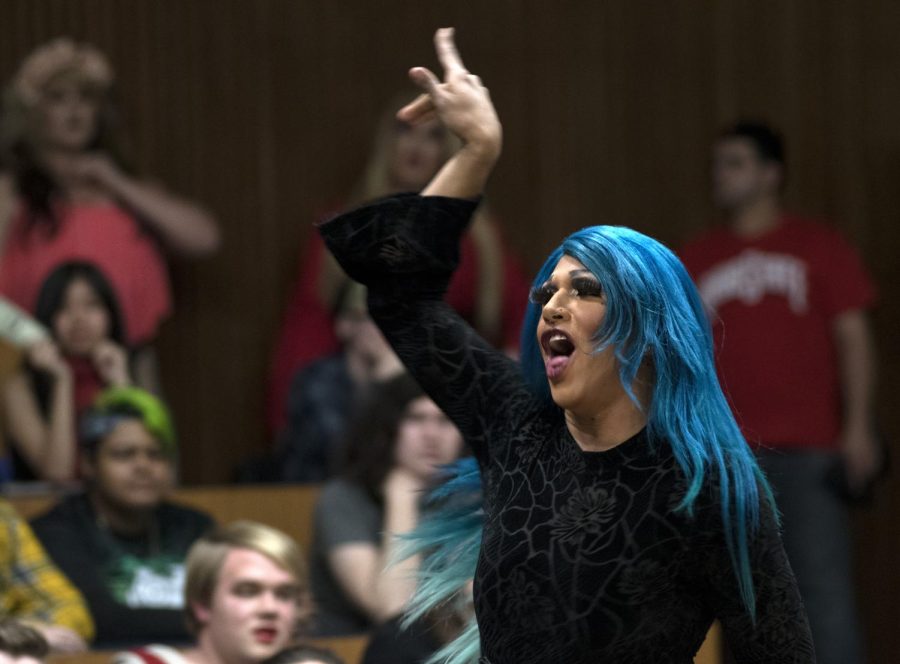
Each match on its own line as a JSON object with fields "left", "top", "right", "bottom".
{"left": 679, "top": 215, "right": 876, "bottom": 450}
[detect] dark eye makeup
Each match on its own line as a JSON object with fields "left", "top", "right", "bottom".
{"left": 570, "top": 277, "right": 603, "bottom": 298}
{"left": 528, "top": 283, "right": 557, "bottom": 306}
{"left": 528, "top": 277, "right": 603, "bottom": 306}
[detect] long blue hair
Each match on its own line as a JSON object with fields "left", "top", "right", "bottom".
{"left": 521, "top": 225, "right": 774, "bottom": 615}
{"left": 400, "top": 458, "right": 483, "bottom": 664}
{"left": 405, "top": 226, "right": 774, "bottom": 664}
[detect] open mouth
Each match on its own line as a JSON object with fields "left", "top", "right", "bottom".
{"left": 540, "top": 329, "right": 576, "bottom": 380}
{"left": 252, "top": 627, "right": 278, "bottom": 644}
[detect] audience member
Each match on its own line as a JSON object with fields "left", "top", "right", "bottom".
{"left": 0, "top": 499, "right": 93, "bottom": 652}
{"left": 0, "top": 37, "right": 219, "bottom": 372}
{"left": 1, "top": 261, "right": 145, "bottom": 482}
{"left": 272, "top": 281, "right": 401, "bottom": 482}
{"left": 309, "top": 374, "right": 464, "bottom": 636}
{"left": 113, "top": 521, "right": 311, "bottom": 664}
{"left": 364, "top": 457, "right": 482, "bottom": 664}
{"left": 266, "top": 90, "right": 529, "bottom": 435}
{"left": 30, "top": 387, "right": 214, "bottom": 647}
{"left": 0, "top": 620, "right": 50, "bottom": 664}
{"left": 679, "top": 121, "right": 880, "bottom": 664}
{"left": 263, "top": 645, "right": 344, "bottom": 664}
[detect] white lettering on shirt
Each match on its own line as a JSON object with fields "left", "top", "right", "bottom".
{"left": 697, "top": 249, "right": 808, "bottom": 314}
{"left": 123, "top": 564, "right": 186, "bottom": 609}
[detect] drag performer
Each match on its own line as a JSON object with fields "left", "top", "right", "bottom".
{"left": 319, "top": 28, "right": 814, "bottom": 664}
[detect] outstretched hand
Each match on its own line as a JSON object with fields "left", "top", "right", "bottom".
{"left": 401, "top": 29, "right": 501, "bottom": 198}
{"left": 398, "top": 28, "right": 502, "bottom": 158}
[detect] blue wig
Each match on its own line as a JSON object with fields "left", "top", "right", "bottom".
{"left": 521, "top": 225, "right": 774, "bottom": 616}
{"left": 403, "top": 226, "right": 774, "bottom": 664}
{"left": 397, "top": 458, "right": 483, "bottom": 664}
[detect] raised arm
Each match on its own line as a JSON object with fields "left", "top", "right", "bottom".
{"left": 399, "top": 28, "right": 502, "bottom": 199}
{"left": 319, "top": 30, "right": 536, "bottom": 463}
{"left": 1, "top": 342, "right": 77, "bottom": 482}
{"left": 70, "top": 154, "right": 221, "bottom": 257}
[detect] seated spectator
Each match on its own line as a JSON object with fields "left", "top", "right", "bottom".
{"left": 30, "top": 387, "right": 214, "bottom": 647}
{"left": 264, "top": 645, "right": 344, "bottom": 664}
{"left": 272, "top": 281, "right": 402, "bottom": 483}
{"left": 114, "top": 521, "right": 311, "bottom": 664}
{"left": 309, "top": 374, "right": 465, "bottom": 636}
{"left": 362, "top": 459, "right": 482, "bottom": 664}
{"left": 0, "top": 499, "right": 93, "bottom": 652}
{"left": 0, "top": 620, "right": 49, "bottom": 664}
{"left": 1, "top": 261, "right": 147, "bottom": 482}
{"left": 0, "top": 38, "right": 220, "bottom": 351}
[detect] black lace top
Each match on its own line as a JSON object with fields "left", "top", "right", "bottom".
{"left": 320, "top": 194, "right": 814, "bottom": 664}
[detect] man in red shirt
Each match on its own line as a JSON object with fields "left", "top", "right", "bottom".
{"left": 680, "top": 122, "right": 880, "bottom": 664}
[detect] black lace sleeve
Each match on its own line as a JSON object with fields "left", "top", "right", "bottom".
{"left": 699, "top": 493, "right": 815, "bottom": 663}
{"left": 319, "top": 194, "right": 539, "bottom": 464}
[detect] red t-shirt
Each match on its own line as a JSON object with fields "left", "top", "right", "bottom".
{"left": 67, "top": 355, "right": 105, "bottom": 415}
{"left": 679, "top": 215, "right": 876, "bottom": 450}
{"left": 0, "top": 203, "right": 172, "bottom": 347}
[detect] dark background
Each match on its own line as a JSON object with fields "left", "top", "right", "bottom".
{"left": 2, "top": 1, "right": 898, "bottom": 658}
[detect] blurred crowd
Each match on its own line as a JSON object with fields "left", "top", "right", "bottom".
{"left": 0, "top": 38, "right": 884, "bottom": 664}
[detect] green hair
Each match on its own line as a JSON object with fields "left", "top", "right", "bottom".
{"left": 81, "top": 387, "right": 176, "bottom": 456}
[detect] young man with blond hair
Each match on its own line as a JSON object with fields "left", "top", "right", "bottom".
{"left": 116, "top": 521, "right": 310, "bottom": 664}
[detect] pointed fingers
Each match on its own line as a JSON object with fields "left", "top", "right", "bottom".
{"left": 397, "top": 91, "right": 436, "bottom": 124}
{"left": 408, "top": 66, "right": 441, "bottom": 95}
{"left": 434, "top": 27, "right": 467, "bottom": 77}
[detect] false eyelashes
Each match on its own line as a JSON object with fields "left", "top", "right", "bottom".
{"left": 528, "top": 277, "right": 603, "bottom": 306}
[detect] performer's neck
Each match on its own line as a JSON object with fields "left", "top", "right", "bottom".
{"left": 565, "top": 371, "right": 651, "bottom": 453}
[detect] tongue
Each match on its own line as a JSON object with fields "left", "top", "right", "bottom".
{"left": 545, "top": 355, "right": 570, "bottom": 379}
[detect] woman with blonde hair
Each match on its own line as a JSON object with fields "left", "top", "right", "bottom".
{"left": 266, "top": 91, "right": 529, "bottom": 436}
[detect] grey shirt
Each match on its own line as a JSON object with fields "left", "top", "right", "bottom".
{"left": 309, "top": 478, "right": 382, "bottom": 636}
